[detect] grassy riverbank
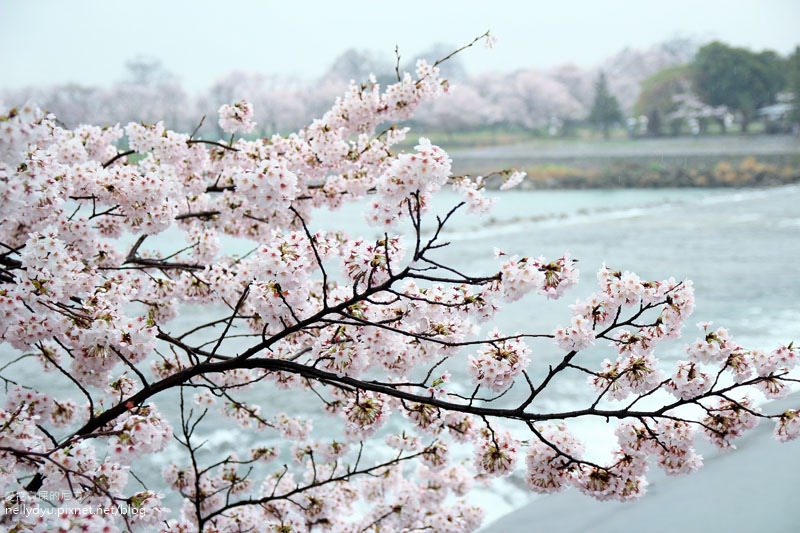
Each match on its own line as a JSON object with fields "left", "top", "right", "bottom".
{"left": 444, "top": 134, "right": 800, "bottom": 188}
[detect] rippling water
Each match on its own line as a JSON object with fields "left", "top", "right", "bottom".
{"left": 5, "top": 185, "right": 799, "bottom": 523}
{"left": 425, "top": 185, "right": 800, "bottom": 519}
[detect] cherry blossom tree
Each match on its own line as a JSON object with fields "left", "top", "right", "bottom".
{"left": 603, "top": 38, "right": 699, "bottom": 113}
{"left": 475, "top": 69, "right": 585, "bottom": 134}
{"left": 104, "top": 58, "right": 192, "bottom": 131}
{"left": 1, "top": 34, "right": 798, "bottom": 532}
{"left": 416, "top": 84, "right": 489, "bottom": 137}
{"left": 4, "top": 84, "right": 107, "bottom": 129}
{"left": 203, "top": 72, "right": 311, "bottom": 136}
{"left": 548, "top": 63, "right": 595, "bottom": 110}
{"left": 4, "top": 58, "right": 194, "bottom": 132}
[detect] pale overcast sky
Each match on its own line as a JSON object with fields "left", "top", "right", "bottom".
{"left": 1, "top": 0, "right": 798, "bottom": 90}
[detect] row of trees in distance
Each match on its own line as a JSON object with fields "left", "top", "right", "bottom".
{"left": 633, "top": 41, "right": 799, "bottom": 136}
{"left": 3, "top": 39, "right": 798, "bottom": 139}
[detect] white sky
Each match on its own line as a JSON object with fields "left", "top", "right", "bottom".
{"left": 1, "top": 0, "right": 798, "bottom": 90}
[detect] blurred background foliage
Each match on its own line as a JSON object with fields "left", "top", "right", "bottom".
{"left": 4, "top": 38, "right": 798, "bottom": 141}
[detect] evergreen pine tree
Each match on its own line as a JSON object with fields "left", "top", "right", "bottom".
{"left": 589, "top": 71, "right": 623, "bottom": 139}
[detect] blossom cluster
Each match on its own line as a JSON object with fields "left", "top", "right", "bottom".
{"left": 468, "top": 330, "right": 531, "bottom": 391}
{"left": 218, "top": 100, "right": 256, "bottom": 134}
{"left": 497, "top": 251, "right": 579, "bottom": 302}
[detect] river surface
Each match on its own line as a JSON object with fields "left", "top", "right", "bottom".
{"left": 3, "top": 185, "right": 799, "bottom": 524}
{"left": 312, "top": 185, "right": 800, "bottom": 521}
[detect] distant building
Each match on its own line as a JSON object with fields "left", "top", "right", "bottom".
{"left": 758, "top": 93, "right": 796, "bottom": 133}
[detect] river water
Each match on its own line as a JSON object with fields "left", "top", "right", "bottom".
{"left": 427, "top": 185, "right": 800, "bottom": 519}
{"left": 4, "top": 185, "right": 799, "bottom": 524}
{"left": 312, "top": 185, "right": 800, "bottom": 521}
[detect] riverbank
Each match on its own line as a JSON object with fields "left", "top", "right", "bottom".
{"left": 449, "top": 135, "right": 800, "bottom": 188}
